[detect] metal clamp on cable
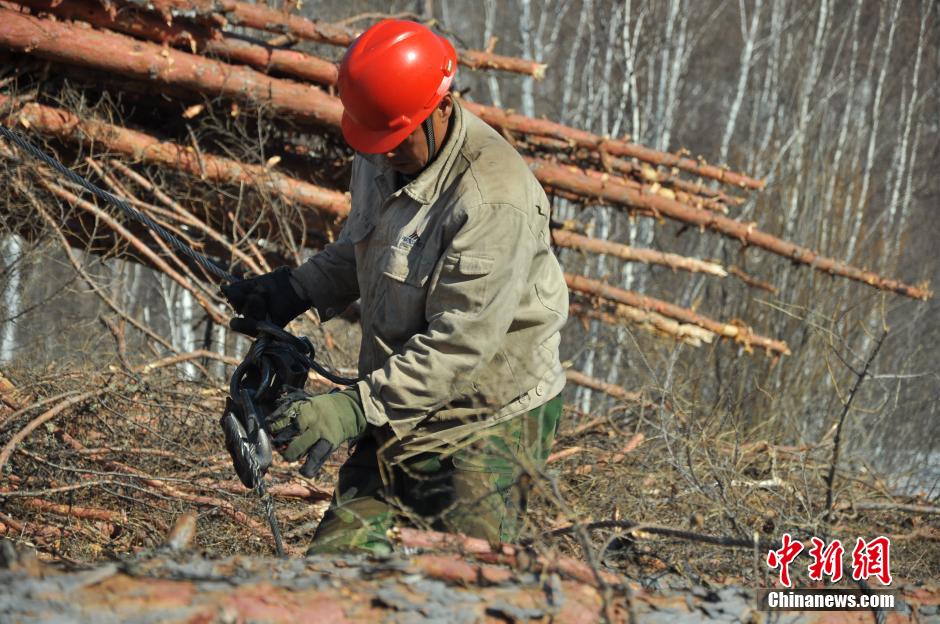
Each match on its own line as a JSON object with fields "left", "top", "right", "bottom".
{"left": 220, "top": 319, "right": 316, "bottom": 556}
{"left": 221, "top": 319, "right": 314, "bottom": 485}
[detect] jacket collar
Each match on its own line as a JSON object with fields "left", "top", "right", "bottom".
{"left": 370, "top": 101, "right": 467, "bottom": 206}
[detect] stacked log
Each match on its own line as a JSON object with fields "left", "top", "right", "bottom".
{"left": 0, "top": 0, "right": 930, "bottom": 373}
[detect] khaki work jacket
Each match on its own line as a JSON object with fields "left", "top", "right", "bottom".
{"left": 292, "top": 102, "right": 568, "bottom": 455}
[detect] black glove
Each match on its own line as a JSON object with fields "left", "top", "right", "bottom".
{"left": 220, "top": 266, "right": 310, "bottom": 327}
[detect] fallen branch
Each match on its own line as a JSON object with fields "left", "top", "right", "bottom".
{"left": 7, "top": 494, "right": 124, "bottom": 524}
{"left": 57, "top": 431, "right": 270, "bottom": 538}
{"left": 0, "top": 510, "right": 68, "bottom": 541}
{"left": 193, "top": 478, "right": 331, "bottom": 502}
{"left": 0, "top": 372, "right": 29, "bottom": 412}
{"left": 565, "top": 370, "right": 642, "bottom": 402}
{"left": 546, "top": 519, "right": 765, "bottom": 550}
{"left": 134, "top": 349, "right": 239, "bottom": 374}
{"left": 839, "top": 502, "right": 940, "bottom": 516}
{"left": 547, "top": 434, "right": 645, "bottom": 468}
{"left": 0, "top": 390, "right": 99, "bottom": 472}
{"left": 573, "top": 434, "right": 645, "bottom": 474}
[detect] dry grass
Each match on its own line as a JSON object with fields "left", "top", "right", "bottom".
{"left": 1, "top": 362, "right": 936, "bottom": 591}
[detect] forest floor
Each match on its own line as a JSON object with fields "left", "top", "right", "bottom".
{"left": 0, "top": 358, "right": 937, "bottom": 621}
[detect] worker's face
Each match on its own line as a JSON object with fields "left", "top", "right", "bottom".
{"left": 385, "top": 94, "right": 453, "bottom": 175}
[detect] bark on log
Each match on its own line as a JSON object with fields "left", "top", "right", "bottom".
{"left": 552, "top": 229, "right": 727, "bottom": 277}
{"left": 391, "top": 527, "right": 626, "bottom": 588}
{"left": 215, "top": 0, "right": 548, "bottom": 78}
{"left": 13, "top": 0, "right": 340, "bottom": 86}
{"left": 0, "top": 95, "right": 350, "bottom": 218}
{"left": 536, "top": 161, "right": 931, "bottom": 301}
{"left": 0, "top": 544, "right": 624, "bottom": 623}
{"left": 8, "top": 2, "right": 758, "bottom": 196}
{"left": 467, "top": 102, "right": 765, "bottom": 190}
{"left": 132, "top": 0, "right": 547, "bottom": 77}
{"left": 2, "top": 542, "right": 935, "bottom": 622}
{"left": 0, "top": 6, "right": 344, "bottom": 129}
{"left": 565, "top": 272, "right": 791, "bottom": 355}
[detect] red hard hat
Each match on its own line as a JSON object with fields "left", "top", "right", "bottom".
{"left": 338, "top": 20, "right": 457, "bottom": 154}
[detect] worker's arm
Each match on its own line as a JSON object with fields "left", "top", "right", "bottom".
{"left": 290, "top": 224, "right": 360, "bottom": 322}
{"left": 357, "top": 202, "right": 537, "bottom": 437}
{"left": 290, "top": 160, "right": 363, "bottom": 321}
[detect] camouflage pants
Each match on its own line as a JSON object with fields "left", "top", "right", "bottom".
{"left": 308, "top": 395, "right": 563, "bottom": 555}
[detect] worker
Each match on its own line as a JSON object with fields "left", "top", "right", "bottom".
{"left": 222, "top": 19, "right": 568, "bottom": 554}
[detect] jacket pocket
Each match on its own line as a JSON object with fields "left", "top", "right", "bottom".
{"left": 434, "top": 252, "right": 495, "bottom": 316}
{"left": 377, "top": 245, "right": 437, "bottom": 342}
{"left": 382, "top": 244, "right": 436, "bottom": 288}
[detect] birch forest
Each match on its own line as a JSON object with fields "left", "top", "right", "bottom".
{"left": 0, "top": 0, "right": 937, "bottom": 608}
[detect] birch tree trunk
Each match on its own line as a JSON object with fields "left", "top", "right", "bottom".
{"left": 0, "top": 235, "right": 22, "bottom": 364}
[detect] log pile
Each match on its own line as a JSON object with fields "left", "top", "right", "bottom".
{"left": 0, "top": 0, "right": 931, "bottom": 383}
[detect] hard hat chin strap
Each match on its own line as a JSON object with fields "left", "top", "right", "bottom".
{"left": 422, "top": 116, "right": 436, "bottom": 162}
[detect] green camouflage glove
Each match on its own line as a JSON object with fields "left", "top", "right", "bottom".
{"left": 269, "top": 387, "right": 366, "bottom": 477}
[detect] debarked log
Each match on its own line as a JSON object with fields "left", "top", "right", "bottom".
{"left": 569, "top": 301, "right": 716, "bottom": 347}
{"left": 552, "top": 229, "right": 726, "bottom": 277}
{"left": 565, "top": 272, "right": 790, "bottom": 355}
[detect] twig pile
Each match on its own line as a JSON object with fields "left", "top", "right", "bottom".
{"left": 0, "top": 367, "right": 333, "bottom": 560}
{"left": 1, "top": 367, "right": 936, "bottom": 585}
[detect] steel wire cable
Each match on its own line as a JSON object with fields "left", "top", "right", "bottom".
{"left": 0, "top": 124, "right": 237, "bottom": 283}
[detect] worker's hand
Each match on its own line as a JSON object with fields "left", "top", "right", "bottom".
{"left": 268, "top": 387, "right": 367, "bottom": 476}
{"left": 220, "top": 266, "right": 310, "bottom": 327}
